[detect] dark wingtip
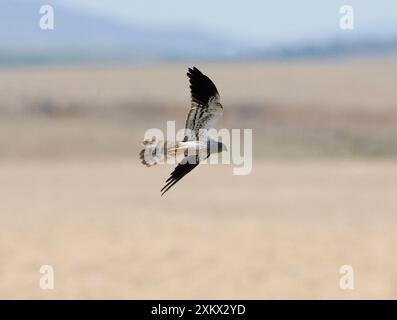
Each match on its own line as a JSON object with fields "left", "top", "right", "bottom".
{"left": 160, "top": 182, "right": 174, "bottom": 197}
{"left": 187, "top": 66, "right": 202, "bottom": 79}
{"left": 187, "top": 67, "right": 193, "bottom": 78}
{"left": 160, "top": 183, "right": 171, "bottom": 196}
{"left": 186, "top": 66, "right": 218, "bottom": 105}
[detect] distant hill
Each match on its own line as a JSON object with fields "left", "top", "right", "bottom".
{"left": 1, "top": 0, "right": 396, "bottom": 66}
{"left": 253, "top": 36, "right": 397, "bottom": 61}
{"left": 0, "top": 0, "right": 245, "bottom": 65}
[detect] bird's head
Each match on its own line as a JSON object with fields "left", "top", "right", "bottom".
{"left": 217, "top": 141, "right": 228, "bottom": 153}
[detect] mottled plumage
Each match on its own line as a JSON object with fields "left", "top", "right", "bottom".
{"left": 184, "top": 67, "right": 223, "bottom": 141}
{"left": 140, "top": 67, "right": 226, "bottom": 196}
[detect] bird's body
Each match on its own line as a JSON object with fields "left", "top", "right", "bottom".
{"left": 139, "top": 67, "right": 226, "bottom": 195}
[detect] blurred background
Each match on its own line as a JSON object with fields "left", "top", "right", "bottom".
{"left": 0, "top": 0, "right": 397, "bottom": 299}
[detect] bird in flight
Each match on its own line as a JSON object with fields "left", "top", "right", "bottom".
{"left": 139, "top": 67, "right": 227, "bottom": 196}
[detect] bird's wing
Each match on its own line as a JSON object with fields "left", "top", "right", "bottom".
{"left": 184, "top": 67, "right": 223, "bottom": 141}
{"left": 161, "top": 152, "right": 209, "bottom": 196}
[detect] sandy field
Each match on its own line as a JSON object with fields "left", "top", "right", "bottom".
{"left": 0, "top": 58, "right": 396, "bottom": 299}
{"left": 0, "top": 159, "right": 396, "bottom": 299}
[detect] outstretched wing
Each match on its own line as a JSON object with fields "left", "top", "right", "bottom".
{"left": 184, "top": 67, "right": 223, "bottom": 141}
{"left": 161, "top": 67, "right": 221, "bottom": 196}
{"left": 161, "top": 153, "right": 209, "bottom": 196}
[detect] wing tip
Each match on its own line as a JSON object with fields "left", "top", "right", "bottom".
{"left": 160, "top": 179, "right": 175, "bottom": 196}
{"left": 187, "top": 66, "right": 202, "bottom": 79}
{"left": 186, "top": 66, "right": 219, "bottom": 105}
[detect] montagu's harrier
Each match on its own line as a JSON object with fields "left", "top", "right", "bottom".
{"left": 140, "top": 67, "right": 227, "bottom": 196}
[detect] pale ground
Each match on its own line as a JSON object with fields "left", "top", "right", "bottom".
{"left": 0, "top": 58, "right": 396, "bottom": 299}
{"left": 0, "top": 159, "right": 396, "bottom": 299}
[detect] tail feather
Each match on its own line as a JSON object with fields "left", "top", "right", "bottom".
{"left": 139, "top": 139, "right": 186, "bottom": 167}
{"left": 140, "top": 138, "right": 164, "bottom": 167}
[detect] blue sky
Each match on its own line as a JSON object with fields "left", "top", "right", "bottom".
{"left": 54, "top": 0, "right": 397, "bottom": 45}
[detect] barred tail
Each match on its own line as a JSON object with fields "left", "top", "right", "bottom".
{"left": 139, "top": 138, "right": 185, "bottom": 167}
{"left": 139, "top": 138, "right": 164, "bottom": 167}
